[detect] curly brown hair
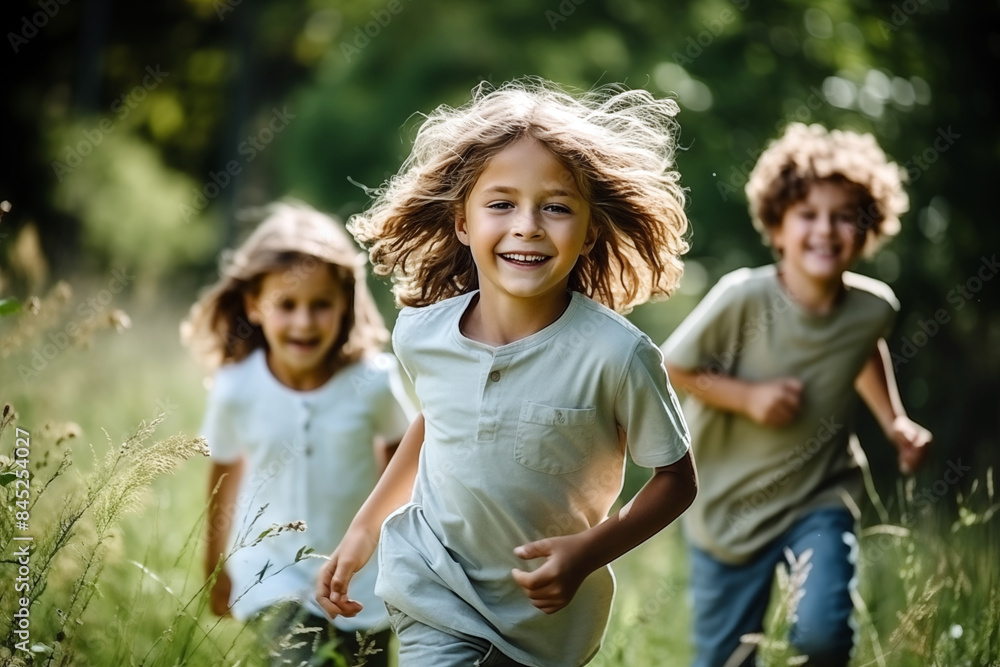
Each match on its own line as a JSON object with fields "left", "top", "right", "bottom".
{"left": 745, "top": 122, "right": 908, "bottom": 257}
{"left": 348, "top": 78, "right": 689, "bottom": 314}
{"left": 182, "top": 201, "right": 388, "bottom": 371}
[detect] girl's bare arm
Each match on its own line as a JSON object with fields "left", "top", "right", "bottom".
{"left": 512, "top": 451, "right": 697, "bottom": 613}
{"left": 205, "top": 459, "right": 243, "bottom": 615}
{"left": 316, "top": 413, "right": 424, "bottom": 617}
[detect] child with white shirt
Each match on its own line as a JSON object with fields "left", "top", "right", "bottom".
{"left": 183, "top": 201, "right": 413, "bottom": 667}
{"left": 315, "top": 79, "right": 698, "bottom": 667}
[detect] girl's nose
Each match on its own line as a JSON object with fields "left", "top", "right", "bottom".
{"left": 291, "top": 306, "right": 313, "bottom": 328}
{"left": 511, "top": 209, "right": 544, "bottom": 238}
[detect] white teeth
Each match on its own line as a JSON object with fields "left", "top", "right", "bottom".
{"left": 503, "top": 253, "right": 547, "bottom": 263}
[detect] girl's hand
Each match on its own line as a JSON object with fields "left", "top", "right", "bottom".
{"left": 890, "top": 415, "right": 932, "bottom": 474}
{"left": 746, "top": 377, "right": 803, "bottom": 427}
{"left": 315, "top": 526, "right": 379, "bottom": 618}
{"left": 511, "top": 533, "right": 589, "bottom": 615}
{"left": 209, "top": 568, "right": 233, "bottom": 617}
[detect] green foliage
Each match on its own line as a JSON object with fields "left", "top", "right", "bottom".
{"left": 0, "top": 300, "right": 21, "bottom": 317}
{"left": 47, "top": 123, "right": 219, "bottom": 288}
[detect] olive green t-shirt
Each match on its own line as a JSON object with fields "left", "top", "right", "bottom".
{"left": 661, "top": 265, "right": 898, "bottom": 564}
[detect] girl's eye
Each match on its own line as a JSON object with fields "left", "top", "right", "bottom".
{"left": 279, "top": 299, "right": 296, "bottom": 311}
{"left": 487, "top": 201, "right": 513, "bottom": 210}
{"left": 545, "top": 203, "right": 572, "bottom": 214}
{"left": 312, "top": 300, "right": 333, "bottom": 310}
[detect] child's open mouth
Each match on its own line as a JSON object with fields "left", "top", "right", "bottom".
{"left": 499, "top": 253, "right": 550, "bottom": 267}
{"left": 287, "top": 338, "right": 320, "bottom": 351}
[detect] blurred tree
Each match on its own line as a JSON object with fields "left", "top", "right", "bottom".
{"left": 1, "top": 0, "right": 997, "bottom": 494}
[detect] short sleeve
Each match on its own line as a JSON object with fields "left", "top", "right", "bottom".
{"left": 373, "top": 354, "right": 417, "bottom": 443}
{"left": 880, "top": 304, "right": 898, "bottom": 339}
{"left": 843, "top": 271, "right": 900, "bottom": 340}
{"left": 616, "top": 338, "right": 691, "bottom": 468}
{"left": 660, "top": 269, "right": 748, "bottom": 373}
{"left": 200, "top": 370, "right": 243, "bottom": 464}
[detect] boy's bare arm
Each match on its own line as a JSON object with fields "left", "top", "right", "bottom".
{"left": 665, "top": 363, "right": 803, "bottom": 427}
{"left": 511, "top": 451, "right": 697, "bottom": 614}
{"left": 316, "top": 413, "right": 424, "bottom": 618}
{"left": 855, "top": 338, "right": 932, "bottom": 473}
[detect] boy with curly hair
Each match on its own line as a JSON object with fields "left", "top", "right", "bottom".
{"left": 661, "top": 123, "right": 932, "bottom": 667}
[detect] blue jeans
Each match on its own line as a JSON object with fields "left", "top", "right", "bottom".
{"left": 386, "top": 604, "right": 529, "bottom": 667}
{"left": 689, "top": 508, "right": 857, "bottom": 667}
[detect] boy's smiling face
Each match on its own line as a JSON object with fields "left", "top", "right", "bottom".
{"left": 771, "top": 179, "right": 866, "bottom": 293}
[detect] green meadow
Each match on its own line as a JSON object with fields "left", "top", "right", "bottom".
{"left": 1, "top": 292, "right": 996, "bottom": 666}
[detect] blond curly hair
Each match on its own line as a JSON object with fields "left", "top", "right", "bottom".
{"left": 182, "top": 201, "right": 388, "bottom": 371}
{"left": 745, "top": 123, "right": 908, "bottom": 256}
{"left": 349, "top": 78, "right": 689, "bottom": 314}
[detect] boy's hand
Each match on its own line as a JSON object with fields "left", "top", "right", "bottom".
{"left": 746, "top": 378, "right": 803, "bottom": 427}
{"left": 890, "top": 416, "right": 932, "bottom": 474}
{"left": 315, "top": 527, "right": 378, "bottom": 618}
{"left": 209, "top": 568, "right": 233, "bottom": 617}
{"left": 511, "top": 534, "right": 589, "bottom": 614}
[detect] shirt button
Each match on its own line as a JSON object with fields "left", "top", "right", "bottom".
{"left": 489, "top": 371, "right": 501, "bottom": 382}
{"left": 556, "top": 410, "right": 565, "bottom": 423}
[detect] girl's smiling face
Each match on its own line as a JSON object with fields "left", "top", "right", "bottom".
{"left": 245, "top": 262, "right": 347, "bottom": 390}
{"left": 456, "top": 137, "right": 595, "bottom": 320}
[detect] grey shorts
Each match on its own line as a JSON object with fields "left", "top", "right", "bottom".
{"left": 386, "top": 603, "right": 528, "bottom": 667}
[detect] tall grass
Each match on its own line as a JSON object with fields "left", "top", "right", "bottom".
{"left": 0, "top": 281, "right": 261, "bottom": 666}
{"left": 738, "top": 468, "right": 1000, "bottom": 667}
{"left": 1, "top": 280, "right": 997, "bottom": 666}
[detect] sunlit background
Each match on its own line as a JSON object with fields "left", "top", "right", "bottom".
{"left": 2, "top": 0, "right": 998, "bottom": 512}
{"left": 1, "top": 2, "right": 999, "bottom": 664}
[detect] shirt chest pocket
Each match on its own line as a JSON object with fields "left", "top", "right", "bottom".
{"left": 514, "top": 402, "right": 597, "bottom": 475}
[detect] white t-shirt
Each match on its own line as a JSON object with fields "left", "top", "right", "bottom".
{"left": 202, "top": 348, "right": 412, "bottom": 629}
{"left": 378, "top": 291, "right": 690, "bottom": 667}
